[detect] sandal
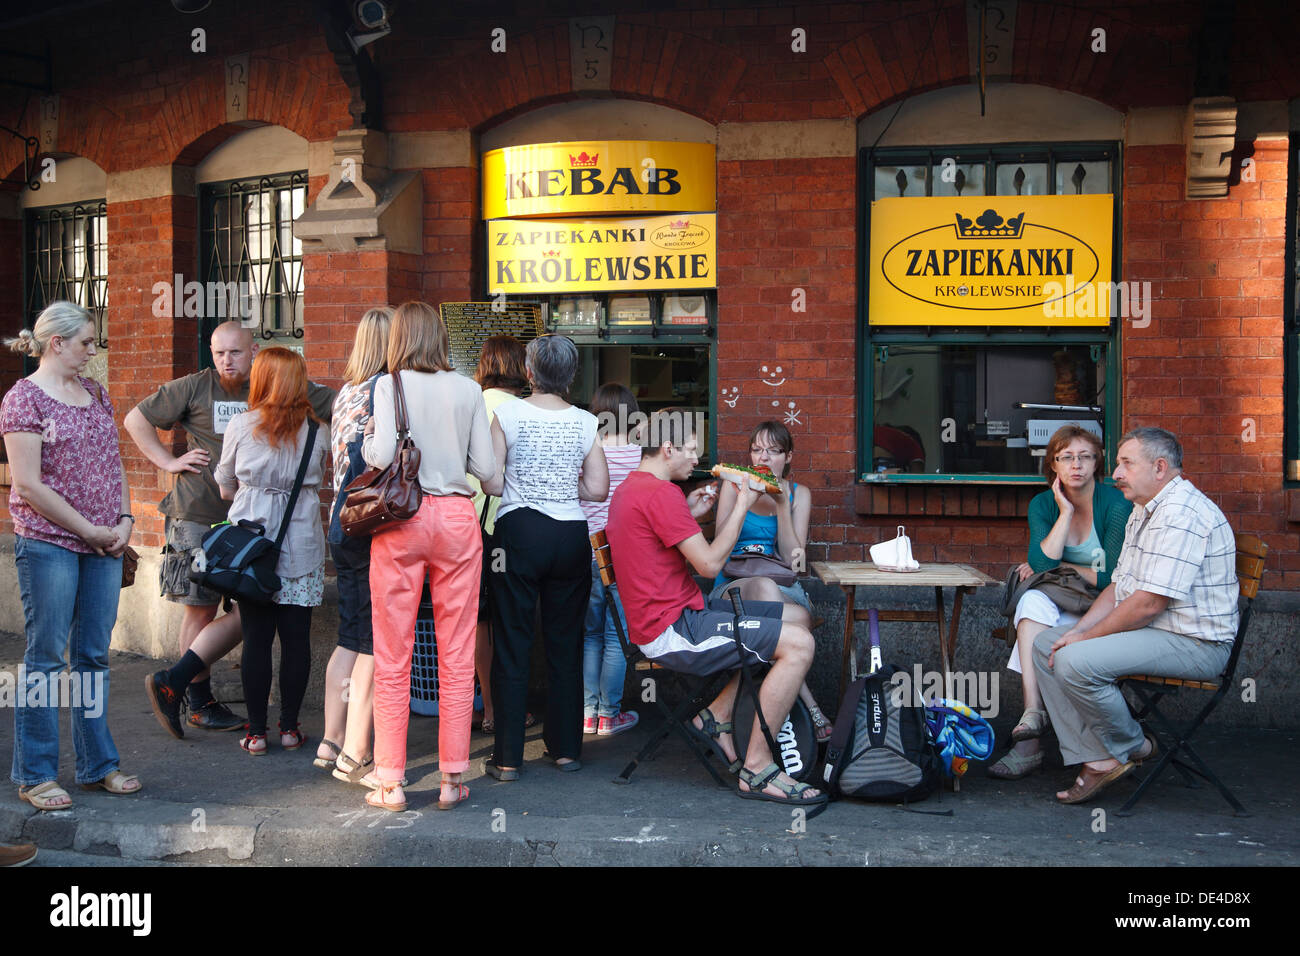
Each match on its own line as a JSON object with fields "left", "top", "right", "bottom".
{"left": 1057, "top": 762, "right": 1135, "bottom": 804}
{"left": 365, "top": 780, "right": 408, "bottom": 813}
{"left": 688, "top": 708, "right": 743, "bottom": 774}
{"left": 81, "top": 771, "right": 142, "bottom": 795}
{"left": 1011, "top": 707, "right": 1050, "bottom": 742}
{"left": 737, "top": 762, "right": 828, "bottom": 807}
{"left": 986, "top": 749, "right": 1043, "bottom": 780}
{"left": 18, "top": 781, "right": 73, "bottom": 811}
{"left": 808, "top": 704, "right": 834, "bottom": 744}
{"left": 483, "top": 761, "right": 520, "bottom": 782}
{"left": 279, "top": 724, "right": 306, "bottom": 751}
{"left": 437, "top": 781, "right": 470, "bottom": 811}
{"left": 239, "top": 733, "right": 268, "bottom": 755}
{"left": 313, "top": 738, "right": 342, "bottom": 770}
{"left": 332, "top": 751, "right": 375, "bottom": 785}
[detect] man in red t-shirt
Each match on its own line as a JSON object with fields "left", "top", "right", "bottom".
{"left": 607, "top": 410, "right": 824, "bottom": 808}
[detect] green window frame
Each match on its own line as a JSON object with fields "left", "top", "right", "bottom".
{"left": 1284, "top": 134, "right": 1299, "bottom": 484}
{"left": 857, "top": 142, "right": 1124, "bottom": 484}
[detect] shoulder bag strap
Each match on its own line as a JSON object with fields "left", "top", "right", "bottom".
{"left": 273, "top": 419, "right": 319, "bottom": 551}
{"left": 391, "top": 370, "right": 410, "bottom": 438}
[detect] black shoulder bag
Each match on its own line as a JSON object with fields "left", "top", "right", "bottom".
{"left": 189, "top": 420, "right": 319, "bottom": 605}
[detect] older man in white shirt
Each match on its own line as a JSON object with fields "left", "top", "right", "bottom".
{"left": 1032, "top": 427, "right": 1238, "bottom": 804}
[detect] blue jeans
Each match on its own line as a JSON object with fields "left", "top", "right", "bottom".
{"left": 582, "top": 558, "right": 629, "bottom": 719}
{"left": 11, "top": 536, "right": 122, "bottom": 786}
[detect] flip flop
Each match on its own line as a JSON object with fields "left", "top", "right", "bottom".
{"left": 687, "top": 708, "right": 743, "bottom": 774}
{"left": 1057, "top": 762, "right": 1135, "bottom": 804}
{"left": 437, "top": 782, "right": 470, "bottom": 810}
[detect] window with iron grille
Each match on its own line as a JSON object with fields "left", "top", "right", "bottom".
{"left": 24, "top": 200, "right": 108, "bottom": 348}
{"left": 198, "top": 172, "right": 307, "bottom": 366}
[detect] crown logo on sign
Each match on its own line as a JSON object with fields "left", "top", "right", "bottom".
{"left": 543, "top": 249, "right": 561, "bottom": 257}
{"left": 569, "top": 152, "right": 599, "bottom": 167}
{"left": 669, "top": 219, "right": 689, "bottom": 229}
{"left": 954, "top": 209, "right": 1025, "bottom": 239}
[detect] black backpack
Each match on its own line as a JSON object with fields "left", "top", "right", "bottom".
{"left": 822, "top": 609, "right": 943, "bottom": 803}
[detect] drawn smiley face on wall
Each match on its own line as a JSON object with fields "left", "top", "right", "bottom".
{"left": 759, "top": 364, "right": 785, "bottom": 387}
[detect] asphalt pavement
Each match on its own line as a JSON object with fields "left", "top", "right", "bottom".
{"left": 1, "top": 631, "right": 1296, "bottom": 867}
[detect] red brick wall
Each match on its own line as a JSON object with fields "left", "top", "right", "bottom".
{"left": 715, "top": 156, "right": 859, "bottom": 564}
{"left": 108, "top": 193, "right": 199, "bottom": 548}
{"left": 1, "top": 0, "right": 1298, "bottom": 586}
{"left": 1123, "top": 137, "right": 1297, "bottom": 585}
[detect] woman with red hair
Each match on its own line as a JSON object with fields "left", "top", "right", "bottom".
{"left": 214, "top": 347, "right": 328, "bottom": 755}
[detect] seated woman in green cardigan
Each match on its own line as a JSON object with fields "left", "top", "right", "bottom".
{"left": 987, "top": 425, "right": 1129, "bottom": 780}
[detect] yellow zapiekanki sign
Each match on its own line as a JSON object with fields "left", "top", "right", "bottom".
{"left": 869, "top": 195, "right": 1114, "bottom": 326}
{"left": 482, "top": 141, "right": 715, "bottom": 219}
{"left": 488, "top": 214, "right": 716, "bottom": 294}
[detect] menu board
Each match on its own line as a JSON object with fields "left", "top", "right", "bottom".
{"left": 440, "top": 301, "right": 545, "bottom": 378}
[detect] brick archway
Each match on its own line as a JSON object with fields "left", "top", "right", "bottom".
{"left": 448, "top": 22, "right": 747, "bottom": 131}
{"left": 824, "top": 3, "right": 1184, "bottom": 119}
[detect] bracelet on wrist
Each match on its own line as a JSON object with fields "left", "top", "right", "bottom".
{"left": 117, "top": 513, "right": 135, "bottom": 524}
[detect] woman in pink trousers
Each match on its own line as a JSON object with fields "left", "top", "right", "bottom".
{"left": 361, "top": 301, "right": 496, "bottom": 812}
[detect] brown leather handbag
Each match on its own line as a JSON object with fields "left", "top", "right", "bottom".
{"left": 120, "top": 546, "right": 139, "bottom": 588}
{"left": 339, "top": 371, "right": 422, "bottom": 537}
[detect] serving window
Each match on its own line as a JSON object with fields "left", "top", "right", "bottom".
{"left": 860, "top": 143, "right": 1121, "bottom": 484}
{"left": 499, "top": 291, "right": 716, "bottom": 469}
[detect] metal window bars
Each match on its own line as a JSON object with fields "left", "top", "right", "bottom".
{"left": 199, "top": 172, "right": 307, "bottom": 344}
{"left": 24, "top": 200, "right": 108, "bottom": 347}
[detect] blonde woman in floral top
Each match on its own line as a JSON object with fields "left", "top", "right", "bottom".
{"left": 317, "top": 306, "right": 392, "bottom": 784}
{"left": 1, "top": 302, "right": 140, "bottom": 810}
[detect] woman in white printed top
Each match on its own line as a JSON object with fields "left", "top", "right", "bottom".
{"left": 580, "top": 383, "right": 644, "bottom": 737}
{"left": 481, "top": 335, "right": 609, "bottom": 779}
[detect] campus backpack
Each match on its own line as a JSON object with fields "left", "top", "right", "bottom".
{"left": 189, "top": 420, "right": 318, "bottom": 606}
{"left": 822, "top": 609, "right": 943, "bottom": 803}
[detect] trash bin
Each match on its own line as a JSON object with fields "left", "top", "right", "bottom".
{"left": 410, "top": 586, "right": 482, "bottom": 716}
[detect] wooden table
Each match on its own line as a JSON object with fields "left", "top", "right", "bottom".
{"left": 813, "top": 561, "right": 1000, "bottom": 699}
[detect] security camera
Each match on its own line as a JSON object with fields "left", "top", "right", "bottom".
{"left": 347, "top": 0, "right": 392, "bottom": 52}
{"left": 353, "top": 0, "right": 389, "bottom": 30}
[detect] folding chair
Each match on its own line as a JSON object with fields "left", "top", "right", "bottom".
{"left": 1115, "top": 533, "right": 1268, "bottom": 817}
{"left": 590, "top": 531, "right": 735, "bottom": 788}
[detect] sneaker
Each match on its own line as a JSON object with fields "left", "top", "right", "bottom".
{"left": 188, "top": 700, "right": 247, "bottom": 732}
{"left": 582, "top": 716, "right": 599, "bottom": 735}
{"left": 597, "top": 711, "right": 639, "bottom": 737}
{"left": 144, "top": 670, "right": 186, "bottom": 739}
